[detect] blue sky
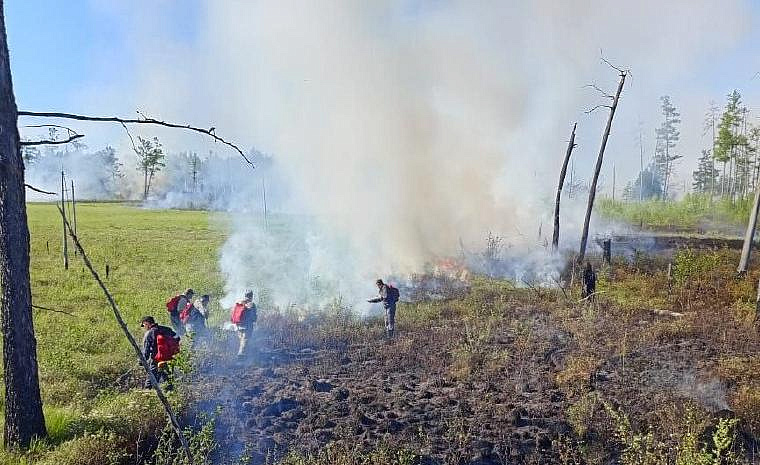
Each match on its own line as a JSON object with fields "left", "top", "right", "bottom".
{"left": 6, "top": 1, "right": 757, "bottom": 113}
{"left": 5, "top": 1, "right": 760, "bottom": 194}
{"left": 6, "top": 0, "right": 201, "bottom": 111}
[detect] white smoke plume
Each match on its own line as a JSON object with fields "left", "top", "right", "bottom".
{"left": 83, "top": 1, "right": 754, "bottom": 307}
{"left": 24, "top": 145, "right": 122, "bottom": 201}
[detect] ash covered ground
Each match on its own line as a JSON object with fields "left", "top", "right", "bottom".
{"left": 184, "top": 260, "right": 760, "bottom": 465}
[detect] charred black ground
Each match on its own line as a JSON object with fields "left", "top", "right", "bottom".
{"left": 186, "top": 251, "right": 760, "bottom": 465}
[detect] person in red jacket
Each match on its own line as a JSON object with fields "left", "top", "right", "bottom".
{"left": 140, "top": 316, "right": 180, "bottom": 389}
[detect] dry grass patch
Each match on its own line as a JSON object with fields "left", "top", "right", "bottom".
{"left": 556, "top": 354, "right": 601, "bottom": 395}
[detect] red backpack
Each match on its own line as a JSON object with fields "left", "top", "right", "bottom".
{"left": 231, "top": 302, "right": 246, "bottom": 325}
{"left": 166, "top": 295, "right": 182, "bottom": 314}
{"left": 155, "top": 333, "right": 180, "bottom": 362}
{"left": 179, "top": 302, "right": 193, "bottom": 323}
{"left": 386, "top": 284, "right": 400, "bottom": 303}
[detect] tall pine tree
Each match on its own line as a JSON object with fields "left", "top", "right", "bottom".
{"left": 654, "top": 96, "right": 681, "bottom": 198}
{"left": 693, "top": 149, "right": 719, "bottom": 193}
{"left": 714, "top": 90, "right": 748, "bottom": 200}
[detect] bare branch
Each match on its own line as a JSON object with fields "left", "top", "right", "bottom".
{"left": 584, "top": 105, "right": 613, "bottom": 114}
{"left": 120, "top": 122, "right": 138, "bottom": 153}
{"left": 19, "top": 110, "right": 253, "bottom": 167}
{"left": 21, "top": 134, "right": 84, "bottom": 146}
{"left": 584, "top": 84, "right": 613, "bottom": 100}
{"left": 24, "top": 184, "right": 57, "bottom": 195}
{"left": 23, "top": 124, "right": 80, "bottom": 137}
{"left": 31, "top": 304, "right": 76, "bottom": 318}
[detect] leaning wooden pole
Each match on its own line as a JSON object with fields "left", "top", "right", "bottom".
{"left": 552, "top": 122, "right": 577, "bottom": 250}
{"left": 578, "top": 71, "right": 627, "bottom": 264}
{"left": 70, "top": 180, "right": 77, "bottom": 237}
{"left": 737, "top": 182, "right": 760, "bottom": 275}
{"left": 60, "top": 171, "right": 68, "bottom": 270}
{"left": 56, "top": 206, "right": 193, "bottom": 464}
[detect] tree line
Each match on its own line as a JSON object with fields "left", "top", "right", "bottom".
{"left": 623, "top": 90, "right": 760, "bottom": 202}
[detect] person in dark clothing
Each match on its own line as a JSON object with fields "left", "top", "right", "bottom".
{"left": 581, "top": 262, "right": 596, "bottom": 301}
{"left": 183, "top": 294, "right": 210, "bottom": 337}
{"left": 140, "top": 316, "right": 181, "bottom": 389}
{"left": 368, "top": 279, "right": 400, "bottom": 337}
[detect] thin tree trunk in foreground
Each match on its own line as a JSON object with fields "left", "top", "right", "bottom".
{"left": 737, "top": 182, "right": 760, "bottom": 275}
{"left": 578, "top": 71, "right": 627, "bottom": 264}
{"left": 0, "top": 0, "right": 47, "bottom": 448}
{"left": 552, "top": 122, "right": 577, "bottom": 250}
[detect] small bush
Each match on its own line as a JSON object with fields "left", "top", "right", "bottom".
{"left": 566, "top": 393, "right": 598, "bottom": 438}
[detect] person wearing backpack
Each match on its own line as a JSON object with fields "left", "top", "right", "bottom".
{"left": 183, "top": 294, "right": 210, "bottom": 337}
{"left": 140, "top": 316, "right": 181, "bottom": 389}
{"left": 368, "top": 279, "right": 400, "bottom": 338}
{"left": 165, "top": 288, "right": 194, "bottom": 336}
{"left": 230, "top": 290, "right": 257, "bottom": 357}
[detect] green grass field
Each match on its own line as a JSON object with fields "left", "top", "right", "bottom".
{"left": 1, "top": 203, "right": 228, "bottom": 464}
{"left": 598, "top": 195, "right": 753, "bottom": 231}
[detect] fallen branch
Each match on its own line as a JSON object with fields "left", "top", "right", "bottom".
{"left": 31, "top": 304, "right": 76, "bottom": 318}
{"left": 651, "top": 309, "right": 684, "bottom": 318}
{"left": 21, "top": 134, "right": 84, "bottom": 146}
{"left": 109, "top": 363, "right": 140, "bottom": 388}
{"left": 576, "top": 290, "right": 605, "bottom": 303}
{"left": 24, "top": 184, "right": 56, "bottom": 195}
{"left": 20, "top": 110, "right": 253, "bottom": 167}
{"left": 56, "top": 205, "right": 193, "bottom": 464}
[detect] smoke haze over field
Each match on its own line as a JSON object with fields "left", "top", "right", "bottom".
{"left": 13, "top": 1, "right": 759, "bottom": 306}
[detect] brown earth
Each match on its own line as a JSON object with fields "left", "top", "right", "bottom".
{"left": 186, "top": 265, "right": 760, "bottom": 465}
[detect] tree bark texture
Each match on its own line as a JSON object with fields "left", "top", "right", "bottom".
{"left": 552, "top": 123, "right": 576, "bottom": 250}
{"left": 0, "top": 1, "right": 47, "bottom": 448}
{"left": 737, "top": 181, "right": 760, "bottom": 275}
{"left": 578, "top": 72, "right": 627, "bottom": 264}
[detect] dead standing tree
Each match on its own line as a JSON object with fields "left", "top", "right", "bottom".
{"left": 552, "top": 122, "right": 577, "bottom": 250}
{"left": 737, "top": 180, "right": 760, "bottom": 275}
{"left": 577, "top": 61, "right": 629, "bottom": 264}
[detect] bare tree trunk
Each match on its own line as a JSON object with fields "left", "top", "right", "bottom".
{"left": 143, "top": 167, "right": 148, "bottom": 200}
{"left": 722, "top": 162, "right": 726, "bottom": 197}
{"left": 0, "top": 1, "right": 47, "bottom": 447}
{"left": 578, "top": 71, "right": 627, "bottom": 264}
{"left": 737, "top": 181, "right": 760, "bottom": 275}
{"left": 146, "top": 171, "right": 153, "bottom": 199}
{"left": 612, "top": 163, "right": 616, "bottom": 202}
{"left": 60, "top": 171, "right": 68, "bottom": 269}
{"left": 70, "top": 180, "right": 76, "bottom": 236}
{"left": 552, "top": 122, "right": 576, "bottom": 250}
{"left": 638, "top": 127, "right": 644, "bottom": 202}
{"left": 261, "top": 177, "right": 268, "bottom": 228}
